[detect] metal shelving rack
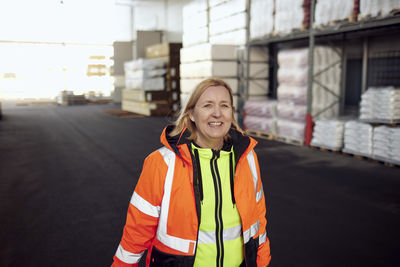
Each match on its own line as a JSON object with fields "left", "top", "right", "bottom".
{"left": 241, "top": 0, "right": 400, "bottom": 144}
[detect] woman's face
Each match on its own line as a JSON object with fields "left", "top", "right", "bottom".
{"left": 189, "top": 85, "right": 233, "bottom": 149}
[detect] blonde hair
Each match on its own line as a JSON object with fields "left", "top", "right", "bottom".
{"left": 170, "top": 78, "right": 244, "bottom": 140}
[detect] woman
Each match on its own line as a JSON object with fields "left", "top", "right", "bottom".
{"left": 112, "top": 78, "right": 271, "bottom": 267}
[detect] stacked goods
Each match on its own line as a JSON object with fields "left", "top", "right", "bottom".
{"left": 314, "top": 0, "right": 359, "bottom": 27}
{"left": 276, "top": 48, "right": 308, "bottom": 141}
{"left": 180, "top": 43, "right": 239, "bottom": 110}
{"left": 359, "top": 0, "right": 400, "bottom": 19}
{"left": 373, "top": 126, "right": 400, "bottom": 162}
{"left": 359, "top": 87, "right": 400, "bottom": 122}
{"left": 146, "top": 43, "right": 183, "bottom": 113}
{"left": 343, "top": 120, "right": 374, "bottom": 156}
{"left": 250, "top": 0, "right": 274, "bottom": 40}
{"left": 182, "top": 0, "right": 208, "bottom": 48}
{"left": 276, "top": 46, "right": 342, "bottom": 141}
{"left": 57, "top": 91, "right": 87, "bottom": 106}
{"left": 243, "top": 100, "right": 278, "bottom": 134}
{"left": 274, "top": 0, "right": 310, "bottom": 34}
{"left": 310, "top": 120, "right": 345, "bottom": 150}
{"left": 122, "top": 58, "right": 172, "bottom": 116}
{"left": 209, "top": 0, "right": 247, "bottom": 45}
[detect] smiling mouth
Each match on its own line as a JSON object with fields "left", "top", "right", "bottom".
{"left": 209, "top": 122, "right": 223, "bottom": 126}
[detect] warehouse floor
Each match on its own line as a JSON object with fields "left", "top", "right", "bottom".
{"left": 0, "top": 103, "right": 399, "bottom": 267}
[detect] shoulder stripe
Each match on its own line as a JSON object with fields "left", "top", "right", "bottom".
{"left": 156, "top": 147, "right": 197, "bottom": 253}
{"left": 247, "top": 150, "right": 264, "bottom": 202}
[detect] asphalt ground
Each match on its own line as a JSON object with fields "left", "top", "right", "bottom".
{"left": 0, "top": 103, "right": 399, "bottom": 267}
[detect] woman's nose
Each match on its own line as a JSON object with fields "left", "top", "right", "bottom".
{"left": 212, "top": 106, "right": 221, "bottom": 116}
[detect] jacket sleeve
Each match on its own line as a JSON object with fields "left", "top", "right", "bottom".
{"left": 253, "top": 150, "right": 271, "bottom": 267}
{"left": 112, "top": 150, "right": 168, "bottom": 267}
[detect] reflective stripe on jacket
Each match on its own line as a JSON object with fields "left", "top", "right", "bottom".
{"left": 112, "top": 126, "right": 271, "bottom": 267}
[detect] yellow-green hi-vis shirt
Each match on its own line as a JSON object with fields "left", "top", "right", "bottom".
{"left": 191, "top": 143, "right": 244, "bottom": 267}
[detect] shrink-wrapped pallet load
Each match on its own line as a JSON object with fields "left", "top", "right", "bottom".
{"left": 180, "top": 43, "right": 240, "bottom": 113}
{"left": 373, "top": 126, "right": 400, "bottom": 163}
{"left": 343, "top": 120, "right": 374, "bottom": 156}
{"left": 122, "top": 42, "right": 182, "bottom": 117}
{"left": 314, "top": 0, "right": 359, "bottom": 27}
{"left": 182, "top": 0, "right": 208, "bottom": 47}
{"left": 310, "top": 120, "right": 345, "bottom": 150}
{"left": 243, "top": 100, "right": 278, "bottom": 134}
{"left": 276, "top": 46, "right": 342, "bottom": 142}
{"left": 209, "top": 0, "right": 247, "bottom": 45}
{"left": 276, "top": 48, "right": 308, "bottom": 141}
{"left": 359, "top": 0, "right": 400, "bottom": 19}
{"left": 274, "top": 0, "right": 310, "bottom": 34}
{"left": 250, "top": 0, "right": 274, "bottom": 39}
{"left": 359, "top": 87, "right": 400, "bottom": 122}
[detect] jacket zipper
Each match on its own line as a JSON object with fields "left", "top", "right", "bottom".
{"left": 211, "top": 149, "right": 224, "bottom": 267}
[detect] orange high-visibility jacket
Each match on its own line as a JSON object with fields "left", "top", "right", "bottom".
{"left": 112, "top": 126, "right": 271, "bottom": 267}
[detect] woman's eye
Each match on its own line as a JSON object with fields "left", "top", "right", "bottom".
{"left": 204, "top": 104, "right": 212, "bottom": 108}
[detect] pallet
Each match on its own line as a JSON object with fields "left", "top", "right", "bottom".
{"left": 372, "top": 155, "right": 400, "bottom": 168}
{"left": 310, "top": 144, "right": 342, "bottom": 154}
{"left": 276, "top": 136, "right": 304, "bottom": 146}
{"left": 246, "top": 129, "right": 276, "bottom": 141}
{"left": 359, "top": 119, "right": 400, "bottom": 127}
{"left": 104, "top": 109, "right": 146, "bottom": 119}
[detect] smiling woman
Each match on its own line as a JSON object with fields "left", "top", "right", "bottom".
{"left": 112, "top": 78, "right": 271, "bottom": 267}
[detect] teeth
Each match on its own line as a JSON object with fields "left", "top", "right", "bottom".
{"left": 209, "top": 122, "right": 222, "bottom": 126}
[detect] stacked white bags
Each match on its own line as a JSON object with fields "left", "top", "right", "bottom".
{"left": 243, "top": 100, "right": 278, "bottom": 134}
{"left": 310, "top": 120, "right": 345, "bottom": 150}
{"left": 276, "top": 48, "right": 308, "bottom": 140}
{"left": 250, "top": 0, "right": 274, "bottom": 39}
{"left": 343, "top": 120, "right": 374, "bottom": 156}
{"left": 124, "top": 59, "right": 166, "bottom": 91}
{"left": 359, "top": 87, "right": 400, "bottom": 122}
{"left": 209, "top": 0, "right": 247, "bottom": 45}
{"left": 359, "top": 0, "right": 400, "bottom": 19}
{"left": 275, "top": 0, "right": 310, "bottom": 34}
{"left": 373, "top": 126, "right": 400, "bottom": 162}
{"left": 314, "top": 0, "right": 358, "bottom": 27}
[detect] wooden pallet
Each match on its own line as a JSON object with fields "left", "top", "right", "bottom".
{"left": 104, "top": 109, "right": 146, "bottom": 119}
{"left": 246, "top": 129, "right": 276, "bottom": 141}
{"left": 276, "top": 136, "right": 304, "bottom": 146}
{"left": 310, "top": 145, "right": 342, "bottom": 154}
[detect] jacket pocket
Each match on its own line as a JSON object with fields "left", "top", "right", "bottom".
{"left": 149, "top": 246, "right": 195, "bottom": 267}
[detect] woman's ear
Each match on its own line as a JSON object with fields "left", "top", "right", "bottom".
{"left": 189, "top": 111, "right": 195, "bottom": 122}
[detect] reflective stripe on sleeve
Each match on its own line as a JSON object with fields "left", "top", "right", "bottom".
{"left": 247, "top": 151, "right": 263, "bottom": 202}
{"left": 198, "top": 225, "right": 242, "bottom": 244}
{"left": 259, "top": 231, "right": 267, "bottom": 245}
{"left": 156, "top": 147, "right": 197, "bottom": 254}
{"left": 115, "top": 244, "right": 144, "bottom": 264}
{"left": 130, "top": 191, "right": 160, "bottom": 218}
{"left": 243, "top": 220, "right": 259, "bottom": 244}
